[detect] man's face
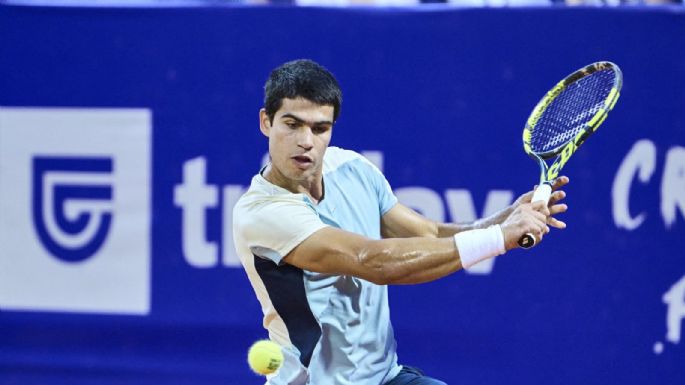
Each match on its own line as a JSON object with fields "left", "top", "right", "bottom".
{"left": 260, "top": 97, "right": 334, "bottom": 185}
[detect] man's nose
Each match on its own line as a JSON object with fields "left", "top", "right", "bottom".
{"left": 297, "top": 127, "right": 314, "bottom": 150}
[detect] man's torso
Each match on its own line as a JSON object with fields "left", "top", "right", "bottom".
{"left": 233, "top": 147, "right": 401, "bottom": 385}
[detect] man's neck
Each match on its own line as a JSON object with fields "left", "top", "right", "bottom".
{"left": 262, "top": 164, "right": 324, "bottom": 204}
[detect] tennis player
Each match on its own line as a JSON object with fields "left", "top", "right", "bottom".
{"left": 233, "top": 59, "right": 569, "bottom": 385}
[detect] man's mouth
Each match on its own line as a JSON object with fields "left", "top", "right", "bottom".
{"left": 292, "top": 155, "right": 313, "bottom": 168}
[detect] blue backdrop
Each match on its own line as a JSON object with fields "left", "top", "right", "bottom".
{"left": 1, "top": 4, "right": 684, "bottom": 385}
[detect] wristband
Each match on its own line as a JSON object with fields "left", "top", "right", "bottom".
{"left": 453, "top": 225, "right": 506, "bottom": 269}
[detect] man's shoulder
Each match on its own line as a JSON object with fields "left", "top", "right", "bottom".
{"left": 233, "top": 175, "right": 292, "bottom": 218}
{"left": 238, "top": 175, "right": 303, "bottom": 206}
{"left": 324, "top": 146, "right": 375, "bottom": 174}
{"left": 232, "top": 175, "right": 324, "bottom": 251}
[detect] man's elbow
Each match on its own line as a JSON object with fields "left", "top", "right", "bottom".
{"left": 357, "top": 245, "right": 400, "bottom": 285}
{"left": 363, "top": 267, "right": 394, "bottom": 285}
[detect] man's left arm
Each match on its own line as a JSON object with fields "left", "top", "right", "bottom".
{"left": 381, "top": 176, "right": 570, "bottom": 239}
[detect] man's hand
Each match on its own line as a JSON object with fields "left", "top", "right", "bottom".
{"left": 501, "top": 201, "right": 549, "bottom": 250}
{"left": 545, "top": 176, "right": 570, "bottom": 229}
{"left": 503, "top": 176, "right": 570, "bottom": 249}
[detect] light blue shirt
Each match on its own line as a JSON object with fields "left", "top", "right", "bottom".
{"left": 233, "top": 147, "right": 401, "bottom": 385}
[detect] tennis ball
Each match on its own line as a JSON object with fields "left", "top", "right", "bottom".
{"left": 247, "top": 339, "right": 284, "bottom": 375}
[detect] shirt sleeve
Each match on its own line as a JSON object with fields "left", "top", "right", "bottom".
{"left": 360, "top": 157, "right": 398, "bottom": 215}
{"left": 237, "top": 197, "right": 328, "bottom": 265}
{"left": 376, "top": 170, "right": 398, "bottom": 215}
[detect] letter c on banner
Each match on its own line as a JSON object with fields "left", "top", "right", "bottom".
{"left": 612, "top": 140, "right": 656, "bottom": 230}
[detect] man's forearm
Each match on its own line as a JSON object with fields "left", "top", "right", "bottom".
{"left": 362, "top": 236, "right": 462, "bottom": 285}
{"left": 436, "top": 205, "right": 514, "bottom": 237}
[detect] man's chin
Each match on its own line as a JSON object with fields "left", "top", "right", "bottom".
{"left": 288, "top": 168, "right": 317, "bottom": 181}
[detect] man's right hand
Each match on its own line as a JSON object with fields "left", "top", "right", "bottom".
{"left": 500, "top": 200, "right": 550, "bottom": 250}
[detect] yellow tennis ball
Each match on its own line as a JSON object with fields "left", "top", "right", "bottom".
{"left": 247, "top": 339, "right": 284, "bottom": 375}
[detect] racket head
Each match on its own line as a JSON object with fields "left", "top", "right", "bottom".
{"left": 523, "top": 61, "right": 623, "bottom": 162}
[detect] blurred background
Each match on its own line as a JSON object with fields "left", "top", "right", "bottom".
{"left": 0, "top": 1, "right": 684, "bottom": 384}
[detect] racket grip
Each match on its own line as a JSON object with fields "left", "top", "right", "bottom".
{"left": 518, "top": 183, "right": 553, "bottom": 249}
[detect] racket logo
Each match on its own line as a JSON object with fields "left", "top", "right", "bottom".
{"left": 546, "top": 130, "right": 585, "bottom": 180}
{"left": 32, "top": 157, "right": 114, "bottom": 263}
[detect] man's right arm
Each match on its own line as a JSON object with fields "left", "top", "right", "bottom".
{"left": 282, "top": 200, "right": 549, "bottom": 285}
{"left": 283, "top": 226, "right": 461, "bottom": 285}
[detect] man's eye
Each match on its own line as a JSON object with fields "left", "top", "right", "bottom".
{"left": 313, "top": 126, "right": 329, "bottom": 134}
{"left": 286, "top": 122, "right": 297, "bottom": 129}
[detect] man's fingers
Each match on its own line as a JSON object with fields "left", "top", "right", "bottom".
{"left": 549, "top": 190, "right": 566, "bottom": 205}
{"left": 549, "top": 203, "right": 568, "bottom": 215}
{"left": 528, "top": 210, "right": 548, "bottom": 232}
{"left": 533, "top": 224, "right": 548, "bottom": 244}
{"left": 521, "top": 177, "right": 569, "bottom": 208}
{"left": 531, "top": 200, "right": 551, "bottom": 216}
{"left": 518, "top": 190, "right": 534, "bottom": 204}
{"left": 532, "top": 210, "right": 547, "bottom": 223}
{"left": 547, "top": 217, "right": 567, "bottom": 229}
{"left": 513, "top": 180, "right": 570, "bottom": 247}
{"left": 508, "top": 200, "right": 564, "bottom": 248}
{"left": 552, "top": 176, "right": 570, "bottom": 190}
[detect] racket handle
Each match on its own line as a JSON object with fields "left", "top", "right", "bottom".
{"left": 518, "top": 183, "right": 552, "bottom": 249}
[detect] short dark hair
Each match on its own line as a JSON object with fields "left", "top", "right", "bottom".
{"left": 263, "top": 59, "right": 342, "bottom": 123}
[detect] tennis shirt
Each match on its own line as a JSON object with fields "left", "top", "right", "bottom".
{"left": 233, "top": 146, "right": 401, "bottom": 385}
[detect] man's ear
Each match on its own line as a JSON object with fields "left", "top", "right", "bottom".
{"left": 259, "top": 108, "right": 271, "bottom": 138}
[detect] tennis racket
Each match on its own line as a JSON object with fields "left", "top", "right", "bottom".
{"left": 518, "top": 61, "right": 623, "bottom": 249}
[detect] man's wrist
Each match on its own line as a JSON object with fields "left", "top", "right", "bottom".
{"left": 453, "top": 225, "right": 506, "bottom": 269}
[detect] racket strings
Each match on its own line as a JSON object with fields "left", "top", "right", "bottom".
{"left": 530, "top": 69, "right": 617, "bottom": 154}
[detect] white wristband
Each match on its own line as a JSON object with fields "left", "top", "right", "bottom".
{"left": 453, "top": 225, "right": 506, "bottom": 269}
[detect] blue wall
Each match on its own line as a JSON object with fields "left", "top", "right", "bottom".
{"left": 1, "top": 4, "right": 684, "bottom": 385}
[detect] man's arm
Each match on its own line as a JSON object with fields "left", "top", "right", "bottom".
{"left": 382, "top": 176, "right": 570, "bottom": 243}
{"left": 282, "top": 200, "right": 550, "bottom": 285}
